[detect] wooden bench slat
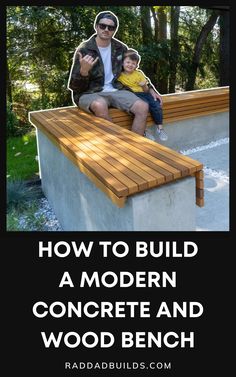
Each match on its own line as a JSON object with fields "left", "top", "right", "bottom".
{"left": 53, "top": 112, "right": 161, "bottom": 189}
{"left": 163, "top": 95, "right": 229, "bottom": 107}
{"left": 162, "top": 87, "right": 229, "bottom": 102}
{"left": 164, "top": 102, "right": 229, "bottom": 119}
{"left": 43, "top": 118, "right": 140, "bottom": 194}
{"left": 41, "top": 111, "right": 145, "bottom": 195}
{"left": 108, "top": 107, "right": 228, "bottom": 128}
{"left": 40, "top": 108, "right": 165, "bottom": 185}
{"left": 33, "top": 120, "right": 126, "bottom": 207}
{"left": 120, "top": 132, "right": 200, "bottom": 175}
{"left": 164, "top": 99, "right": 229, "bottom": 114}
{"left": 72, "top": 108, "right": 203, "bottom": 171}
{"left": 69, "top": 112, "right": 183, "bottom": 180}
{"left": 163, "top": 95, "right": 229, "bottom": 108}
{"left": 62, "top": 109, "right": 175, "bottom": 183}
{"left": 68, "top": 108, "right": 204, "bottom": 206}
{"left": 43, "top": 87, "right": 228, "bottom": 130}
{"left": 109, "top": 96, "right": 228, "bottom": 118}
{"left": 34, "top": 114, "right": 130, "bottom": 197}
{"left": 44, "top": 108, "right": 165, "bottom": 183}
{"left": 37, "top": 106, "right": 203, "bottom": 179}
{"left": 35, "top": 111, "right": 166, "bottom": 192}
{"left": 196, "top": 197, "right": 204, "bottom": 207}
{"left": 163, "top": 107, "right": 229, "bottom": 124}
{"left": 107, "top": 87, "right": 229, "bottom": 127}
{"left": 196, "top": 188, "right": 204, "bottom": 199}
{"left": 45, "top": 111, "right": 155, "bottom": 192}
{"left": 117, "top": 133, "right": 190, "bottom": 177}
{"left": 32, "top": 113, "right": 130, "bottom": 197}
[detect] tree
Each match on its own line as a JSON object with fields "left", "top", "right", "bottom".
{"left": 219, "top": 10, "right": 229, "bottom": 86}
{"left": 150, "top": 6, "right": 169, "bottom": 94}
{"left": 186, "top": 9, "right": 219, "bottom": 90}
{"left": 7, "top": 4, "right": 226, "bottom": 133}
{"left": 140, "top": 6, "right": 153, "bottom": 45}
{"left": 169, "top": 6, "right": 180, "bottom": 92}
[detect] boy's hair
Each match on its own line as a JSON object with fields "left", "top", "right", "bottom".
{"left": 124, "top": 49, "right": 140, "bottom": 64}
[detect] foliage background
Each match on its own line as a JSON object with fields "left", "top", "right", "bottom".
{"left": 6, "top": 5, "right": 229, "bottom": 136}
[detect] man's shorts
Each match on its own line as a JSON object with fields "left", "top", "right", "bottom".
{"left": 78, "top": 90, "right": 140, "bottom": 114}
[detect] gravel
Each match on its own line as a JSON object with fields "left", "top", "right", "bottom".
{"left": 34, "top": 197, "right": 63, "bottom": 231}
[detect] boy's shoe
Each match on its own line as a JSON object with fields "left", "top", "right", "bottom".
{"left": 156, "top": 128, "right": 168, "bottom": 141}
{"left": 144, "top": 130, "right": 156, "bottom": 141}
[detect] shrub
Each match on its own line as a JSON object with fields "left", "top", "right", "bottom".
{"left": 7, "top": 102, "right": 20, "bottom": 138}
{"left": 7, "top": 180, "right": 43, "bottom": 212}
{"left": 7, "top": 202, "right": 47, "bottom": 231}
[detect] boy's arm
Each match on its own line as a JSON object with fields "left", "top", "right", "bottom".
{"left": 138, "top": 70, "right": 163, "bottom": 104}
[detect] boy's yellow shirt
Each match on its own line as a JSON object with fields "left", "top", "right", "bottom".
{"left": 118, "top": 70, "right": 147, "bottom": 92}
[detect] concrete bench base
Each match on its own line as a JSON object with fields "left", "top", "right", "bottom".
{"left": 147, "top": 112, "right": 229, "bottom": 151}
{"left": 37, "top": 130, "right": 196, "bottom": 231}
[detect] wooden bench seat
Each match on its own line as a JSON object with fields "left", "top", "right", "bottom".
{"left": 109, "top": 86, "right": 229, "bottom": 129}
{"left": 30, "top": 107, "right": 204, "bottom": 208}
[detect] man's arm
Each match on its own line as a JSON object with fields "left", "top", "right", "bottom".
{"left": 146, "top": 75, "right": 162, "bottom": 104}
{"left": 138, "top": 72, "right": 149, "bottom": 92}
{"left": 149, "top": 87, "right": 163, "bottom": 105}
{"left": 139, "top": 81, "right": 149, "bottom": 92}
{"left": 138, "top": 70, "right": 163, "bottom": 105}
{"left": 68, "top": 49, "right": 98, "bottom": 92}
{"left": 78, "top": 51, "right": 99, "bottom": 76}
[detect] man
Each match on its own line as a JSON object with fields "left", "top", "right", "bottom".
{"left": 68, "top": 11, "right": 162, "bottom": 136}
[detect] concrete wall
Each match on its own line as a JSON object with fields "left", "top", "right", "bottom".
{"left": 147, "top": 112, "right": 229, "bottom": 151}
{"left": 37, "top": 130, "right": 196, "bottom": 231}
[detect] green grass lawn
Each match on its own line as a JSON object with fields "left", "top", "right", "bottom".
{"left": 7, "top": 130, "right": 45, "bottom": 231}
{"left": 7, "top": 130, "right": 40, "bottom": 181}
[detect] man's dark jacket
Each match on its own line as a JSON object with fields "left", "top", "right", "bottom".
{"left": 68, "top": 35, "right": 128, "bottom": 104}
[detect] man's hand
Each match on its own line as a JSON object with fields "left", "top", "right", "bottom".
{"left": 139, "top": 80, "right": 147, "bottom": 87}
{"left": 149, "top": 87, "right": 163, "bottom": 106}
{"left": 78, "top": 51, "right": 99, "bottom": 76}
{"left": 139, "top": 80, "right": 149, "bottom": 93}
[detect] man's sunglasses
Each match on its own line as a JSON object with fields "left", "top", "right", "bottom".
{"left": 98, "top": 23, "right": 116, "bottom": 31}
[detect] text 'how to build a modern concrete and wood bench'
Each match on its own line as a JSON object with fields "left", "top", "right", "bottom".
{"left": 29, "top": 86, "right": 229, "bottom": 231}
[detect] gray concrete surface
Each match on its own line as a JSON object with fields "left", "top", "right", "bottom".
{"left": 183, "top": 139, "right": 229, "bottom": 231}
{"left": 146, "top": 111, "right": 229, "bottom": 151}
{"left": 145, "top": 111, "right": 230, "bottom": 232}
{"left": 37, "top": 130, "right": 196, "bottom": 231}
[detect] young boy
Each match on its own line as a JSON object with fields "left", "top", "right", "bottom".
{"left": 117, "top": 50, "right": 168, "bottom": 141}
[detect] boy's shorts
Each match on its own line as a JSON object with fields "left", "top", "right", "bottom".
{"left": 78, "top": 90, "right": 140, "bottom": 114}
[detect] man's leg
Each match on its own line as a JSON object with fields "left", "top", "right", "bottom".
{"left": 130, "top": 99, "right": 149, "bottom": 135}
{"left": 109, "top": 90, "right": 149, "bottom": 136}
{"left": 78, "top": 93, "right": 113, "bottom": 121}
{"left": 90, "top": 97, "right": 113, "bottom": 122}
